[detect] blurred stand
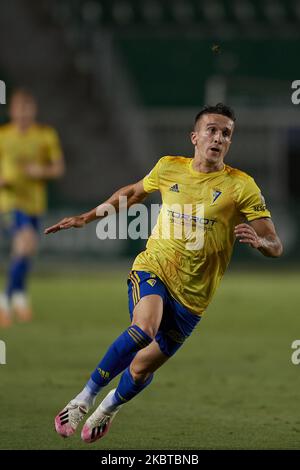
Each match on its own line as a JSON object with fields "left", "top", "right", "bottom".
{"left": 1, "top": 0, "right": 299, "bottom": 266}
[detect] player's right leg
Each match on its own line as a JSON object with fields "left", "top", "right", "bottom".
{"left": 0, "top": 212, "right": 13, "bottom": 327}
{"left": 55, "top": 273, "right": 164, "bottom": 438}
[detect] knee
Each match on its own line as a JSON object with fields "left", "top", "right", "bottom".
{"left": 13, "top": 230, "right": 38, "bottom": 257}
{"left": 13, "top": 245, "right": 37, "bottom": 257}
{"left": 132, "top": 321, "right": 157, "bottom": 341}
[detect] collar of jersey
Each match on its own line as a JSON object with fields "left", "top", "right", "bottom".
{"left": 189, "top": 159, "right": 226, "bottom": 177}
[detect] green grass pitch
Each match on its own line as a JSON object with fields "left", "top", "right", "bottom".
{"left": 0, "top": 270, "right": 300, "bottom": 450}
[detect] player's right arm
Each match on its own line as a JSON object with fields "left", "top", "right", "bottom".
{"left": 44, "top": 180, "right": 149, "bottom": 234}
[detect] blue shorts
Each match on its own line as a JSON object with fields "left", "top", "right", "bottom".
{"left": 128, "top": 270, "right": 201, "bottom": 357}
{"left": 0, "top": 210, "right": 40, "bottom": 237}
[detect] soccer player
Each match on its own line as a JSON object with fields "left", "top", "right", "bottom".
{"left": 45, "top": 103, "right": 282, "bottom": 444}
{"left": 0, "top": 89, "right": 65, "bottom": 327}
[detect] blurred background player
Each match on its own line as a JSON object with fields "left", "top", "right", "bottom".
{"left": 0, "top": 89, "right": 65, "bottom": 327}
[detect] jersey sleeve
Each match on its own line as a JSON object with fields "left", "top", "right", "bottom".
{"left": 142, "top": 157, "right": 164, "bottom": 193}
{"left": 44, "top": 127, "right": 63, "bottom": 162}
{"left": 236, "top": 177, "right": 271, "bottom": 221}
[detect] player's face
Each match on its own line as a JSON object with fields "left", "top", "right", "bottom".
{"left": 191, "top": 113, "right": 234, "bottom": 165}
{"left": 9, "top": 94, "right": 37, "bottom": 129}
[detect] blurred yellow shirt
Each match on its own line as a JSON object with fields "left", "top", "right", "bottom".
{"left": 0, "top": 123, "right": 62, "bottom": 215}
{"left": 133, "top": 156, "right": 271, "bottom": 316}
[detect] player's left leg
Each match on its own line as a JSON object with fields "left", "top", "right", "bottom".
{"left": 6, "top": 212, "right": 39, "bottom": 322}
{"left": 81, "top": 340, "right": 169, "bottom": 443}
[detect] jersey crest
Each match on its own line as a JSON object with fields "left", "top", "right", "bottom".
{"left": 212, "top": 189, "right": 222, "bottom": 204}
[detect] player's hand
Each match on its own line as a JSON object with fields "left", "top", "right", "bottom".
{"left": 234, "top": 223, "right": 263, "bottom": 249}
{"left": 24, "top": 164, "right": 46, "bottom": 179}
{"left": 0, "top": 177, "right": 11, "bottom": 189}
{"left": 44, "top": 216, "right": 86, "bottom": 234}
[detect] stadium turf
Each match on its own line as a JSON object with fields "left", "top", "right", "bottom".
{"left": 0, "top": 270, "right": 300, "bottom": 450}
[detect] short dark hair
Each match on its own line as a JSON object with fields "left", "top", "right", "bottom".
{"left": 194, "top": 103, "right": 236, "bottom": 128}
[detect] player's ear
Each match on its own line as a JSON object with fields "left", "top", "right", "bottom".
{"left": 190, "top": 131, "right": 197, "bottom": 146}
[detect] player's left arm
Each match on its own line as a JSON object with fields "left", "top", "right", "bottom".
{"left": 234, "top": 218, "right": 283, "bottom": 258}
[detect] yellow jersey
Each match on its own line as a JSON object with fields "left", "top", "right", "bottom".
{"left": 133, "top": 156, "right": 271, "bottom": 316}
{"left": 0, "top": 123, "right": 62, "bottom": 215}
